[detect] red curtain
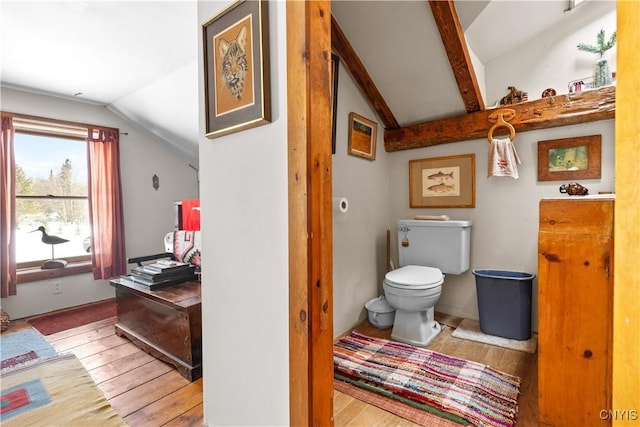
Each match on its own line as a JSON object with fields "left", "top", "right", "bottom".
{"left": 87, "top": 129, "right": 126, "bottom": 279}
{"left": 1, "top": 114, "right": 17, "bottom": 297}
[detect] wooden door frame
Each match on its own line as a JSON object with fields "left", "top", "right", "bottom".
{"left": 287, "top": 1, "right": 334, "bottom": 426}
{"left": 613, "top": 0, "right": 640, "bottom": 418}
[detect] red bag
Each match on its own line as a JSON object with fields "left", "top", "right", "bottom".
{"left": 181, "top": 199, "right": 200, "bottom": 231}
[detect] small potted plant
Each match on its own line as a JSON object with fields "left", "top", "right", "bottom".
{"left": 577, "top": 29, "right": 616, "bottom": 88}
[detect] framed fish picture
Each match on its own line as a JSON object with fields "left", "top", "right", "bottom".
{"left": 203, "top": 0, "right": 271, "bottom": 138}
{"left": 409, "top": 154, "right": 475, "bottom": 208}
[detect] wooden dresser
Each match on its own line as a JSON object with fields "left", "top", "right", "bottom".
{"left": 110, "top": 278, "right": 202, "bottom": 381}
{"left": 538, "top": 197, "right": 613, "bottom": 426}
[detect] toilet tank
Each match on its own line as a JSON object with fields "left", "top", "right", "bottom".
{"left": 397, "top": 219, "right": 472, "bottom": 275}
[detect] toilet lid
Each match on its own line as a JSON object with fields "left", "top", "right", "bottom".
{"left": 384, "top": 265, "right": 443, "bottom": 289}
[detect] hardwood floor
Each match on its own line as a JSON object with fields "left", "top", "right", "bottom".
{"left": 4, "top": 312, "right": 548, "bottom": 426}
{"left": 4, "top": 316, "right": 203, "bottom": 427}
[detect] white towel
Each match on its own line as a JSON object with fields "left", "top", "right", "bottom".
{"left": 488, "top": 137, "right": 521, "bottom": 179}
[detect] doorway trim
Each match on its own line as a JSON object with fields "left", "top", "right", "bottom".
{"left": 287, "top": 1, "right": 334, "bottom": 426}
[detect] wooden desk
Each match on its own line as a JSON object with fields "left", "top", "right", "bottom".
{"left": 110, "top": 277, "right": 202, "bottom": 381}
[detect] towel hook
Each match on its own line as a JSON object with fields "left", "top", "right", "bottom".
{"left": 487, "top": 109, "right": 516, "bottom": 143}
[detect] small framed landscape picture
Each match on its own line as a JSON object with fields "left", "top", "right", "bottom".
{"left": 347, "top": 112, "right": 377, "bottom": 160}
{"left": 537, "top": 135, "right": 602, "bottom": 181}
{"left": 409, "top": 154, "right": 475, "bottom": 208}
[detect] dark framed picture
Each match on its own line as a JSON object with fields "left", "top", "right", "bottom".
{"left": 331, "top": 53, "right": 339, "bottom": 154}
{"left": 347, "top": 112, "right": 377, "bottom": 160}
{"left": 409, "top": 154, "right": 475, "bottom": 208}
{"left": 203, "top": 0, "right": 271, "bottom": 138}
{"left": 537, "top": 135, "right": 602, "bottom": 181}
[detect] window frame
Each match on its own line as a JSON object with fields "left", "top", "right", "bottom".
{"left": 11, "top": 115, "right": 95, "bottom": 283}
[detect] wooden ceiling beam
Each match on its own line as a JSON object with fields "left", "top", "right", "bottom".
{"left": 331, "top": 15, "right": 400, "bottom": 129}
{"left": 428, "top": 0, "right": 485, "bottom": 113}
{"left": 384, "top": 86, "right": 615, "bottom": 152}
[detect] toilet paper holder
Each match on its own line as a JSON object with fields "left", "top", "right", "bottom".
{"left": 332, "top": 197, "right": 349, "bottom": 213}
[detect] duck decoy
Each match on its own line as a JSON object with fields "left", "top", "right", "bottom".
{"left": 30, "top": 226, "right": 69, "bottom": 269}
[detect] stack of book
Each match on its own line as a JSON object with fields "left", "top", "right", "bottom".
{"left": 126, "top": 260, "right": 197, "bottom": 289}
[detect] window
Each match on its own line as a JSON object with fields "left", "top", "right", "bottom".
{"left": 15, "top": 131, "right": 91, "bottom": 267}
{"left": 2, "top": 112, "right": 126, "bottom": 292}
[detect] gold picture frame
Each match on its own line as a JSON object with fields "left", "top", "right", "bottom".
{"left": 203, "top": 0, "right": 271, "bottom": 138}
{"left": 347, "top": 112, "right": 377, "bottom": 160}
{"left": 409, "top": 154, "right": 475, "bottom": 208}
{"left": 537, "top": 135, "right": 602, "bottom": 181}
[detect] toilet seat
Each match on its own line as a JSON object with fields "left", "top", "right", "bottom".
{"left": 384, "top": 265, "right": 443, "bottom": 290}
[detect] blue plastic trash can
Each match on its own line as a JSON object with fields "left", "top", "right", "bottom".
{"left": 472, "top": 269, "right": 535, "bottom": 340}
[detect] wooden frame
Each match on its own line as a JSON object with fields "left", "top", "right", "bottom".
{"left": 347, "top": 112, "right": 377, "bottom": 160}
{"left": 409, "top": 154, "right": 475, "bottom": 208}
{"left": 537, "top": 135, "right": 602, "bottom": 181}
{"left": 331, "top": 53, "right": 339, "bottom": 154}
{"left": 287, "top": 1, "right": 333, "bottom": 424}
{"left": 203, "top": 0, "right": 271, "bottom": 138}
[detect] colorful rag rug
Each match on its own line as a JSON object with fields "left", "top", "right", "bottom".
{"left": 1, "top": 353, "right": 126, "bottom": 426}
{"left": 1, "top": 330, "right": 58, "bottom": 371}
{"left": 335, "top": 378, "right": 468, "bottom": 426}
{"left": 333, "top": 331, "right": 521, "bottom": 427}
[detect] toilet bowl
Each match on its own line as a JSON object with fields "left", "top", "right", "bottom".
{"left": 383, "top": 265, "right": 444, "bottom": 347}
{"left": 385, "top": 219, "right": 471, "bottom": 347}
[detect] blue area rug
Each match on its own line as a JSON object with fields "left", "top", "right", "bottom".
{"left": 0, "top": 330, "right": 58, "bottom": 371}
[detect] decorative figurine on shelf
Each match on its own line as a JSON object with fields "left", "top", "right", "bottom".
{"left": 500, "top": 86, "right": 528, "bottom": 105}
{"left": 541, "top": 88, "right": 556, "bottom": 98}
{"left": 577, "top": 29, "right": 616, "bottom": 88}
{"left": 559, "top": 182, "right": 589, "bottom": 196}
{"left": 570, "top": 80, "right": 585, "bottom": 93}
{"left": 30, "top": 226, "right": 69, "bottom": 269}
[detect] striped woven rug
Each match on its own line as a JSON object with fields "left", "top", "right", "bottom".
{"left": 333, "top": 331, "right": 520, "bottom": 427}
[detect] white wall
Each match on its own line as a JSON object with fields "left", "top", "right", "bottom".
{"left": 197, "top": 1, "right": 289, "bottom": 425}
{"left": 388, "top": 120, "right": 615, "bottom": 330}
{"left": 1, "top": 87, "right": 198, "bottom": 319}
{"left": 332, "top": 61, "right": 392, "bottom": 337}
{"left": 484, "top": 5, "right": 616, "bottom": 105}
{"left": 332, "top": 6, "right": 617, "bottom": 335}
{"left": 333, "top": 63, "right": 615, "bottom": 335}
{"left": 468, "top": 46, "right": 486, "bottom": 105}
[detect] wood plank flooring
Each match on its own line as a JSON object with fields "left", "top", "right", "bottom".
{"left": 4, "top": 312, "right": 548, "bottom": 426}
{"left": 4, "top": 316, "right": 203, "bottom": 427}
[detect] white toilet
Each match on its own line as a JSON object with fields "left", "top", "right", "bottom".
{"left": 383, "top": 219, "right": 472, "bottom": 347}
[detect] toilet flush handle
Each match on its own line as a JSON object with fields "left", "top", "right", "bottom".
{"left": 398, "top": 225, "right": 410, "bottom": 247}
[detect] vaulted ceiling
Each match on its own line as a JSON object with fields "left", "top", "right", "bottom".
{"left": 1, "top": 0, "right": 199, "bottom": 166}
{"left": 1, "top": 1, "right": 615, "bottom": 167}
{"left": 332, "top": 0, "right": 615, "bottom": 152}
